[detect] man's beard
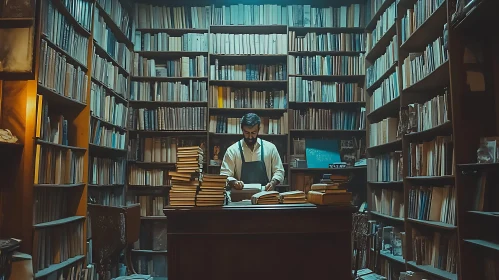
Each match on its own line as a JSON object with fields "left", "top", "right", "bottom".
{"left": 244, "top": 137, "right": 257, "bottom": 146}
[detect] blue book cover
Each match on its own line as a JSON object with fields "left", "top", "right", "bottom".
{"left": 305, "top": 139, "right": 341, "bottom": 168}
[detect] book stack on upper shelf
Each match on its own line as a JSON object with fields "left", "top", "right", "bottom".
{"left": 196, "top": 174, "right": 227, "bottom": 206}
{"left": 168, "top": 146, "right": 204, "bottom": 207}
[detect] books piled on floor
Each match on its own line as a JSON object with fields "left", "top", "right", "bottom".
{"left": 279, "top": 190, "right": 306, "bottom": 204}
{"left": 168, "top": 146, "right": 203, "bottom": 207}
{"left": 196, "top": 174, "right": 227, "bottom": 206}
{"left": 251, "top": 191, "right": 279, "bottom": 205}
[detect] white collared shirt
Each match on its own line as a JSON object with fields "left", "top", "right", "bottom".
{"left": 220, "top": 138, "right": 285, "bottom": 184}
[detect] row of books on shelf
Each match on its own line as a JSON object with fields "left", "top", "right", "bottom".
{"left": 210, "top": 62, "right": 287, "bottom": 81}
{"left": 367, "top": 152, "right": 403, "bottom": 182}
{"left": 40, "top": 0, "right": 89, "bottom": 67}
{"left": 128, "top": 136, "right": 178, "bottom": 164}
{"left": 128, "top": 107, "right": 207, "bottom": 131}
{"left": 404, "top": 92, "right": 450, "bottom": 134}
{"left": 290, "top": 108, "right": 366, "bottom": 130}
{"left": 33, "top": 188, "right": 71, "bottom": 224}
{"left": 61, "top": 0, "right": 93, "bottom": 31}
{"left": 289, "top": 31, "right": 366, "bottom": 52}
{"left": 136, "top": 196, "right": 166, "bottom": 216}
{"left": 90, "top": 88, "right": 128, "bottom": 128}
{"left": 370, "top": 71, "right": 399, "bottom": 110}
{"left": 366, "top": 36, "right": 397, "bottom": 87}
{"left": 289, "top": 79, "right": 364, "bottom": 103}
{"left": 401, "top": 36, "right": 448, "bottom": 89}
{"left": 372, "top": 189, "right": 404, "bottom": 219}
{"left": 132, "top": 55, "right": 208, "bottom": 78}
{"left": 97, "top": 0, "right": 132, "bottom": 40}
{"left": 408, "top": 136, "right": 453, "bottom": 177}
{"left": 400, "top": 0, "right": 446, "bottom": 44}
{"left": 36, "top": 98, "right": 69, "bottom": 145}
{"left": 32, "top": 221, "right": 84, "bottom": 273}
{"left": 94, "top": 9, "right": 133, "bottom": 72}
{"left": 38, "top": 40, "right": 88, "bottom": 104}
{"left": 89, "top": 188, "right": 125, "bottom": 207}
{"left": 412, "top": 230, "right": 457, "bottom": 273}
{"left": 135, "top": 3, "right": 366, "bottom": 29}
{"left": 369, "top": 117, "right": 398, "bottom": 147}
{"left": 130, "top": 80, "right": 208, "bottom": 102}
{"left": 89, "top": 156, "right": 126, "bottom": 185}
{"left": 288, "top": 54, "right": 365, "bottom": 75}
{"left": 209, "top": 115, "right": 288, "bottom": 135}
{"left": 408, "top": 185, "right": 456, "bottom": 225}
{"left": 129, "top": 168, "right": 170, "bottom": 187}
{"left": 209, "top": 33, "right": 288, "bottom": 55}
{"left": 209, "top": 87, "right": 286, "bottom": 109}
{"left": 92, "top": 54, "right": 128, "bottom": 97}
{"left": 89, "top": 118, "right": 127, "bottom": 150}
{"left": 365, "top": 1, "right": 396, "bottom": 54}
{"left": 136, "top": 32, "right": 208, "bottom": 52}
{"left": 34, "top": 145, "right": 85, "bottom": 185}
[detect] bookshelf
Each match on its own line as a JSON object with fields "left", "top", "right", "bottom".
{"left": 365, "top": 0, "right": 460, "bottom": 278}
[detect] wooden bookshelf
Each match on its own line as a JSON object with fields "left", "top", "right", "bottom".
{"left": 364, "top": 0, "right": 459, "bottom": 278}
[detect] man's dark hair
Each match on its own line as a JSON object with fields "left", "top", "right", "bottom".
{"left": 240, "top": 113, "right": 261, "bottom": 128}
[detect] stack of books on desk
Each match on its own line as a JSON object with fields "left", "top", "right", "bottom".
{"left": 279, "top": 191, "right": 307, "bottom": 204}
{"left": 196, "top": 174, "right": 227, "bottom": 206}
{"left": 307, "top": 183, "right": 352, "bottom": 206}
{"left": 168, "top": 146, "right": 204, "bottom": 207}
{"left": 251, "top": 191, "right": 279, "bottom": 205}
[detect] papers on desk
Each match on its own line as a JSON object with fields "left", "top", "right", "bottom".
{"left": 243, "top": 183, "right": 264, "bottom": 191}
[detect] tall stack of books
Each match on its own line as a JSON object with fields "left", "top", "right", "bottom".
{"left": 307, "top": 174, "right": 352, "bottom": 205}
{"left": 168, "top": 146, "right": 204, "bottom": 207}
{"left": 196, "top": 174, "right": 227, "bottom": 206}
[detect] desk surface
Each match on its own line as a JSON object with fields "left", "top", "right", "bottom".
{"left": 163, "top": 201, "right": 357, "bottom": 214}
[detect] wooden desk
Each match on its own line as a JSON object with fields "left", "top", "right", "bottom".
{"left": 163, "top": 202, "right": 357, "bottom": 280}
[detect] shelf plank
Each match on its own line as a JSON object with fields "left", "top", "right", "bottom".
{"left": 467, "top": 211, "right": 499, "bottom": 218}
{"left": 407, "top": 261, "right": 457, "bottom": 280}
{"left": 91, "top": 77, "right": 128, "bottom": 103}
{"left": 90, "top": 115, "right": 127, "bottom": 132}
{"left": 379, "top": 251, "right": 406, "bottom": 265}
{"left": 368, "top": 181, "right": 404, "bottom": 188}
{"left": 136, "top": 28, "right": 208, "bottom": 35}
{"left": 366, "top": 95, "right": 400, "bottom": 123}
{"left": 131, "top": 76, "right": 208, "bottom": 82}
{"left": 209, "top": 80, "right": 287, "bottom": 87}
{"left": 34, "top": 183, "right": 85, "bottom": 188}
{"left": 33, "top": 216, "right": 85, "bottom": 229}
{"left": 365, "top": 23, "right": 396, "bottom": 62}
{"left": 457, "top": 162, "right": 499, "bottom": 172}
{"left": 289, "top": 26, "right": 365, "bottom": 34}
{"left": 128, "top": 101, "right": 208, "bottom": 107}
{"left": 34, "top": 255, "right": 85, "bottom": 279}
{"left": 366, "top": 62, "right": 398, "bottom": 92}
{"left": 289, "top": 101, "right": 365, "bottom": 109}
{"left": 210, "top": 25, "right": 287, "bottom": 33}
{"left": 464, "top": 239, "right": 499, "bottom": 252}
{"left": 407, "top": 218, "right": 457, "bottom": 230}
{"left": 141, "top": 216, "right": 167, "bottom": 220}
{"left": 288, "top": 51, "right": 365, "bottom": 56}
{"left": 210, "top": 54, "right": 287, "bottom": 64}
{"left": 404, "top": 121, "right": 453, "bottom": 143}
{"left": 366, "top": 0, "right": 397, "bottom": 31}
{"left": 370, "top": 211, "right": 404, "bottom": 222}
{"left": 89, "top": 143, "right": 127, "bottom": 156}
{"left": 290, "top": 167, "right": 366, "bottom": 172}
{"left": 131, "top": 249, "right": 168, "bottom": 254}
{"left": 403, "top": 60, "right": 449, "bottom": 93}
{"left": 37, "top": 84, "right": 87, "bottom": 110}
{"left": 137, "top": 51, "right": 208, "bottom": 59}
{"left": 405, "top": 175, "right": 455, "bottom": 185}
{"left": 367, "top": 138, "right": 402, "bottom": 157}
{"left": 88, "top": 184, "right": 125, "bottom": 188}
{"left": 289, "top": 74, "right": 365, "bottom": 83}
{"left": 209, "top": 108, "right": 287, "bottom": 115}
{"left": 400, "top": 2, "right": 447, "bottom": 52}
{"left": 36, "top": 139, "right": 86, "bottom": 152}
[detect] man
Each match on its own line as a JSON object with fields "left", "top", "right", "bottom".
{"left": 220, "top": 113, "right": 285, "bottom": 191}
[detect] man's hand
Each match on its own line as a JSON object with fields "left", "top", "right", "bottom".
{"left": 265, "top": 179, "right": 278, "bottom": 191}
{"left": 230, "top": 180, "right": 244, "bottom": 190}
